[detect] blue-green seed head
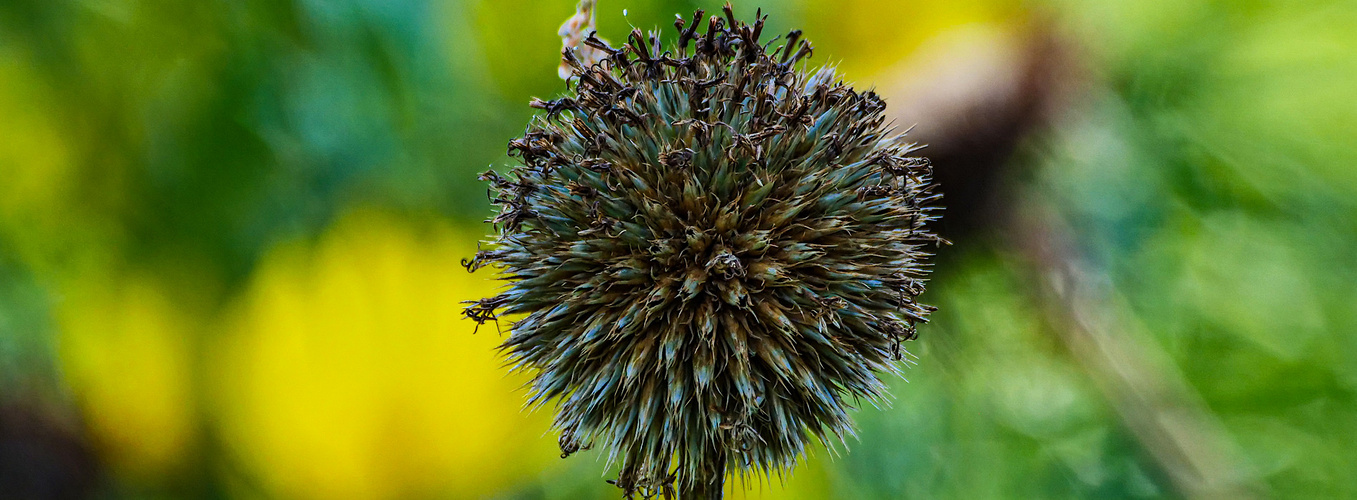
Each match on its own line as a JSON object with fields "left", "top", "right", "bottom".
{"left": 465, "top": 5, "right": 941, "bottom": 497}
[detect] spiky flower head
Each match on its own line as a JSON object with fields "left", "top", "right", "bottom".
{"left": 464, "top": 4, "right": 941, "bottom": 498}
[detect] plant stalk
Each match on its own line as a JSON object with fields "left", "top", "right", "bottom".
{"left": 682, "top": 445, "right": 726, "bottom": 499}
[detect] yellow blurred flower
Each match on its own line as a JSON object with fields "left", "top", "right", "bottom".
{"left": 56, "top": 272, "right": 198, "bottom": 483}
{"left": 211, "top": 210, "right": 555, "bottom": 500}
{"left": 801, "top": 0, "right": 1024, "bottom": 80}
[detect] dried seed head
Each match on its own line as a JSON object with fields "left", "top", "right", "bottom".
{"left": 467, "top": 4, "right": 942, "bottom": 497}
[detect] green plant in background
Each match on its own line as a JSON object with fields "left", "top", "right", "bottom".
{"left": 3, "top": 0, "right": 1355, "bottom": 498}
{"left": 464, "top": 2, "right": 941, "bottom": 498}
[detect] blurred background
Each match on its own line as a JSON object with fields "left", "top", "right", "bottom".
{"left": 1, "top": 0, "right": 1354, "bottom": 498}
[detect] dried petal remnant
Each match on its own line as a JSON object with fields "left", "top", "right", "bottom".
{"left": 467, "top": 5, "right": 941, "bottom": 497}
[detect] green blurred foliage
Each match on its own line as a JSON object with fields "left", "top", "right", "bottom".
{"left": 0, "top": 0, "right": 1354, "bottom": 498}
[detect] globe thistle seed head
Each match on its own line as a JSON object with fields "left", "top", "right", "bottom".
{"left": 465, "top": 4, "right": 942, "bottom": 496}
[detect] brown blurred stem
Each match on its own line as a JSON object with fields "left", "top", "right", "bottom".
{"left": 882, "top": 17, "right": 1262, "bottom": 497}
{"left": 1013, "top": 202, "right": 1260, "bottom": 499}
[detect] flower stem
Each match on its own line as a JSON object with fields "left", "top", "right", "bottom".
{"left": 683, "top": 446, "right": 726, "bottom": 499}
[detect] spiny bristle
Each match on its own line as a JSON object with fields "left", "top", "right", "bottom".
{"left": 465, "top": 5, "right": 942, "bottom": 498}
